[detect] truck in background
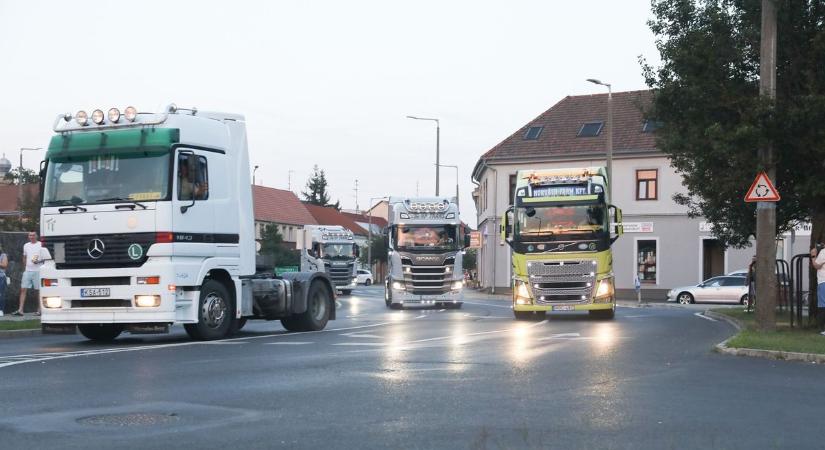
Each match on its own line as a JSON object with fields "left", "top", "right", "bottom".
{"left": 384, "top": 197, "right": 469, "bottom": 309}
{"left": 39, "top": 104, "right": 336, "bottom": 341}
{"left": 297, "top": 225, "right": 359, "bottom": 296}
{"left": 502, "top": 167, "right": 623, "bottom": 320}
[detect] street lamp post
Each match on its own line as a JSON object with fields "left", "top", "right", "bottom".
{"left": 406, "top": 116, "right": 440, "bottom": 196}
{"left": 18, "top": 147, "right": 41, "bottom": 219}
{"left": 253, "top": 165, "right": 260, "bottom": 186}
{"left": 437, "top": 164, "right": 459, "bottom": 207}
{"left": 586, "top": 79, "right": 613, "bottom": 199}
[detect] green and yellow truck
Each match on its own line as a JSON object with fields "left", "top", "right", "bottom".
{"left": 502, "top": 167, "right": 623, "bottom": 320}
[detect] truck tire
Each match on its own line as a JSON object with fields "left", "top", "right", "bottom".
{"left": 281, "top": 281, "right": 331, "bottom": 332}
{"left": 384, "top": 283, "right": 392, "bottom": 307}
{"left": 231, "top": 318, "right": 248, "bottom": 334}
{"left": 589, "top": 308, "right": 615, "bottom": 320}
{"left": 184, "top": 280, "right": 234, "bottom": 340}
{"left": 341, "top": 290, "right": 352, "bottom": 296}
{"left": 78, "top": 324, "right": 124, "bottom": 342}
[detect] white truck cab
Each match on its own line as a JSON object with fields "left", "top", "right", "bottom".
{"left": 297, "top": 225, "right": 359, "bottom": 295}
{"left": 38, "top": 104, "right": 336, "bottom": 341}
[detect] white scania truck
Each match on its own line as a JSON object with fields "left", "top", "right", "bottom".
{"left": 38, "top": 104, "right": 336, "bottom": 341}
{"left": 297, "top": 225, "right": 359, "bottom": 295}
{"left": 384, "top": 197, "right": 468, "bottom": 309}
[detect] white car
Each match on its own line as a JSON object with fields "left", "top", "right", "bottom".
{"left": 667, "top": 276, "right": 750, "bottom": 305}
{"left": 356, "top": 269, "right": 373, "bottom": 286}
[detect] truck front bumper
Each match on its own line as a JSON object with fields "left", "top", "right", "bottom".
{"left": 512, "top": 297, "right": 614, "bottom": 312}
{"left": 388, "top": 288, "right": 463, "bottom": 305}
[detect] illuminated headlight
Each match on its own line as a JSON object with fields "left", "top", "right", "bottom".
{"left": 124, "top": 106, "right": 138, "bottom": 122}
{"left": 75, "top": 110, "right": 88, "bottom": 126}
{"left": 451, "top": 281, "right": 463, "bottom": 290}
{"left": 135, "top": 295, "right": 161, "bottom": 307}
{"left": 352, "top": 277, "right": 358, "bottom": 284}
{"left": 392, "top": 281, "right": 405, "bottom": 291}
{"left": 515, "top": 280, "right": 530, "bottom": 299}
{"left": 595, "top": 278, "right": 614, "bottom": 299}
{"left": 41, "top": 278, "right": 58, "bottom": 287}
{"left": 43, "top": 297, "right": 62, "bottom": 309}
{"left": 445, "top": 213, "right": 455, "bottom": 219}
{"left": 108, "top": 107, "right": 121, "bottom": 123}
{"left": 445, "top": 266, "right": 452, "bottom": 273}
{"left": 400, "top": 213, "right": 410, "bottom": 219}
{"left": 92, "top": 109, "right": 105, "bottom": 125}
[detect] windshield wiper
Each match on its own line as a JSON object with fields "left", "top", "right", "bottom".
{"left": 99, "top": 197, "right": 147, "bottom": 209}
{"left": 58, "top": 205, "right": 87, "bottom": 213}
{"left": 53, "top": 198, "right": 87, "bottom": 213}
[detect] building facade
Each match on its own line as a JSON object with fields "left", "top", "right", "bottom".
{"left": 471, "top": 90, "right": 808, "bottom": 298}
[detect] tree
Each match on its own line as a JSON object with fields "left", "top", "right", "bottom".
{"left": 359, "top": 233, "right": 388, "bottom": 266}
{"left": 301, "top": 165, "right": 339, "bottom": 207}
{"left": 259, "top": 223, "right": 299, "bottom": 267}
{"left": 463, "top": 248, "right": 477, "bottom": 271}
{"left": 4, "top": 167, "right": 39, "bottom": 185}
{"left": 642, "top": 0, "right": 825, "bottom": 321}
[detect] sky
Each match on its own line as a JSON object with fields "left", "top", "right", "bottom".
{"left": 0, "top": 0, "right": 660, "bottom": 227}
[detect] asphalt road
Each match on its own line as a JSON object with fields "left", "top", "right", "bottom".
{"left": 0, "top": 286, "right": 823, "bottom": 450}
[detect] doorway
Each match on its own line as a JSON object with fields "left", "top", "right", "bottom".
{"left": 702, "top": 239, "right": 725, "bottom": 280}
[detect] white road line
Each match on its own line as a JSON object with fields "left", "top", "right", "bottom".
{"left": 414, "top": 314, "right": 426, "bottom": 319}
{"left": 332, "top": 342, "right": 387, "bottom": 347}
{"left": 263, "top": 342, "right": 314, "bottom": 345}
{"left": 537, "top": 333, "right": 589, "bottom": 341}
{"left": 408, "top": 319, "right": 548, "bottom": 344}
{"left": 0, "top": 321, "right": 393, "bottom": 370}
{"left": 339, "top": 332, "right": 383, "bottom": 339}
{"left": 197, "top": 341, "right": 249, "bottom": 345}
{"left": 462, "top": 301, "right": 512, "bottom": 309}
{"left": 694, "top": 312, "right": 719, "bottom": 322}
{"left": 438, "top": 309, "right": 446, "bottom": 312}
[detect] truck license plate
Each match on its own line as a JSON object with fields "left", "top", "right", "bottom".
{"left": 552, "top": 305, "right": 575, "bottom": 311}
{"left": 80, "top": 288, "right": 111, "bottom": 298}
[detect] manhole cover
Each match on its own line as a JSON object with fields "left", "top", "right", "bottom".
{"left": 77, "top": 412, "right": 180, "bottom": 427}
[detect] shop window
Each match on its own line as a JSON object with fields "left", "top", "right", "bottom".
{"left": 636, "top": 169, "right": 658, "bottom": 200}
{"left": 637, "top": 240, "right": 657, "bottom": 284}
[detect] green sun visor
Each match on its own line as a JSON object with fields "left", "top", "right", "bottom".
{"left": 47, "top": 128, "right": 180, "bottom": 160}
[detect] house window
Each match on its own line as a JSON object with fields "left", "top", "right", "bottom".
{"left": 524, "top": 126, "right": 543, "bottom": 140}
{"left": 577, "top": 121, "right": 603, "bottom": 137}
{"left": 636, "top": 169, "right": 658, "bottom": 200}
{"left": 483, "top": 179, "right": 488, "bottom": 212}
{"left": 508, "top": 174, "right": 517, "bottom": 205}
{"left": 637, "top": 240, "right": 657, "bottom": 284}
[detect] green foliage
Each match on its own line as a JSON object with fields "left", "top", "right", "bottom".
{"left": 0, "top": 186, "right": 40, "bottom": 232}
{"left": 359, "top": 233, "right": 388, "bottom": 265}
{"left": 3, "top": 168, "right": 39, "bottom": 185}
{"left": 463, "top": 248, "right": 477, "bottom": 271}
{"left": 259, "top": 223, "right": 299, "bottom": 266}
{"left": 642, "top": 0, "right": 825, "bottom": 248}
{"left": 301, "top": 165, "right": 339, "bottom": 208}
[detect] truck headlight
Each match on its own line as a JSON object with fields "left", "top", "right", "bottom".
{"left": 392, "top": 281, "right": 405, "bottom": 291}
{"left": 135, "top": 295, "right": 161, "bottom": 307}
{"left": 352, "top": 277, "right": 358, "bottom": 284}
{"left": 43, "top": 297, "right": 62, "bottom": 309}
{"left": 595, "top": 278, "right": 614, "bottom": 299}
{"left": 451, "top": 281, "right": 463, "bottom": 290}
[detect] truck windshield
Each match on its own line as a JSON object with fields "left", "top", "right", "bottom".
{"left": 322, "top": 243, "right": 355, "bottom": 260}
{"left": 393, "top": 225, "right": 459, "bottom": 251}
{"left": 43, "top": 151, "right": 170, "bottom": 206}
{"left": 516, "top": 203, "right": 607, "bottom": 238}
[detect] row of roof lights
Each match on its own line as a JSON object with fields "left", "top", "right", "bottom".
{"left": 322, "top": 232, "right": 353, "bottom": 240}
{"left": 522, "top": 120, "right": 661, "bottom": 140}
{"left": 66, "top": 106, "right": 138, "bottom": 126}
{"left": 406, "top": 201, "right": 449, "bottom": 212}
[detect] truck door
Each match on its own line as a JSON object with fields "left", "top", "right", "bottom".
{"left": 172, "top": 150, "right": 215, "bottom": 257}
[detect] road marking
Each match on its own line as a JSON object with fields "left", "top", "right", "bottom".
{"left": 537, "top": 333, "right": 590, "bottom": 341}
{"left": 408, "top": 319, "right": 548, "bottom": 344}
{"left": 332, "top": 342, "right": 387, "bottom": 347}
{"left": 197, "top": 341, "right": 249, "bottom": 345}
{"left": 340, "top": 332, "right": 383, "bottom": 339}
{"left": 694, "top": 312, "right": 718, "bottom": 322}
{"left": 0, "top": 321, "right": 394, "bottom": 370}
{"left": 414, "top": 315, "right": 426, "bottom": 319}
{"left": 263, "top": 342, "right": 314, "bottom": 345}
{"left": 438, "top": 309, "right": 446, "bottom": 312}
{"left": 462, "top": 301, "right": 512, "bottom": 309}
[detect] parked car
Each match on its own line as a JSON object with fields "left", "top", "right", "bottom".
{"left": 727, "top": 268, "right": 790, "bottom": 286}
{"left": 356, "top": 269, "right": 373, "bottom": 286}
{"left": 667, "top": 276, "right": 750, "bottom": 305}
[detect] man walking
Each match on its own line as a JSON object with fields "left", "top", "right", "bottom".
{"left": 13, "top": 231, "right": 43, "bottom": 316}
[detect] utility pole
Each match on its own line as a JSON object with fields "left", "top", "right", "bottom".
{"left": 354, "top": 179, "right": 359, "bottom": 213}
{"left": 755, "top": 0, "right": 778, "bottom": 331}
{"left": 288, "top": 170, "right": 295, "bottom": 191}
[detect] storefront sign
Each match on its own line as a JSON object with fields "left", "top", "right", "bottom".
{"left": 469, "top": 231, "right": 481, "bottom": 248}
{"left": 622, "top": 222, "right": 654, "bottom": 233}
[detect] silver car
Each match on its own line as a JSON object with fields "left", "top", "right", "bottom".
{"left": 667, "top": 276, "right": 751, "bottom": 305}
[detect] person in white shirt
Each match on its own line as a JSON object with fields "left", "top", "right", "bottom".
{"left": 13, "top": 231, "right": 43, "bottom": 316}
{"left": 811, "top": 245, "right": 825, "bottom": 334}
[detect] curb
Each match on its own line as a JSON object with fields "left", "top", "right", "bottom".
{"left": 706, "top": 310, "right": 825, "bottom": 364}
{"left": 0, "top": 328, "right": 41, "bottom": 339}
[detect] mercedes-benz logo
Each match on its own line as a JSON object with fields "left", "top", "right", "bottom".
{"left": 87, "top": 239, "right": 105, "bottom": 259}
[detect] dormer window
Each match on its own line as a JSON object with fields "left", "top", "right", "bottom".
{"left": 577, "top": 121, "right": 603, "bottom": 137}
{"left": 524, "top": 126, "right": 543, "bottom": 140}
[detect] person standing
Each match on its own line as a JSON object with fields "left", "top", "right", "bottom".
{"left": 810, "top": 245, "right": 825, "bottom": 334}
{"left": 0, "top": 245, "right": 8, "bottom": 317}
{"left": 13, "top": 232, "right": 42, "bottom": 316}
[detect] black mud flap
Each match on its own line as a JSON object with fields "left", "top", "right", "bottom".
{"left": 42, "top": 324, "right": 77, "bottom": 335}
{"left": 126, "top": 323, "right": 171, "bottom": 334}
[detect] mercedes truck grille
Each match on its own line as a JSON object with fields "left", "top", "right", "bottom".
{"left": 526, "top": 260, "right": 597, "bottom": 304}
{"left": 401, "top": 256, "right": 453, "bottom": 295}
{"left": 325, "top": 262, "right": 355, "bottom": 286}
{"left": 44, "top": 233, "right": 155, "bottom": 270}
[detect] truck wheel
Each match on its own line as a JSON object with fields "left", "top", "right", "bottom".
{"left": 341, "top": 290, "right": 352, "bottom": 296}
{"left": 384, "top": 283, "right": 392, "bottom": 307}
{"left": 589, "top": 308, "right": 615, "bottom": 320}
{"left": 283, "top": 281, "right": 331, "bottom": 332}
{"left": 231, "top": 318, "right": 248, "bottom": 334}
{"left": 78, "top": 324, "right": 123, "bottom": 342}
{"left": 184, "top": 280, "right": 234, "bottom": 340}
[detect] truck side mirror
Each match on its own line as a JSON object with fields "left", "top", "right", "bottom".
{"left": 501, "top": 206, "right": 514, "bottom": 247}
{"left": 609, "top": 204, "right": 623, "bottom": 243}
{"left": 180, "top": 152, "right": 198, "bottom": 213}
{"left": 354, "top": 245, "right": 360, "bottom": 258}
{"left": 39, "top": 160, "right": 47, "bottom": 206}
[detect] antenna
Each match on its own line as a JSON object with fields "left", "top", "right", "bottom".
{"left": 354, "top": 179, "right": 360, "bottom": 213}
{"left": 288, "top": 170, "right": 295, "bottom": 191}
